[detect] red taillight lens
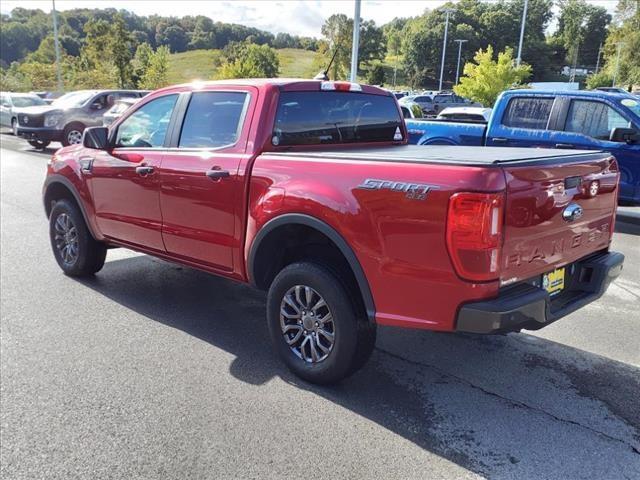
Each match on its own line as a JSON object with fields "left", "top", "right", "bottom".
{"left": 446, "top": 192, "right": 504, "bottom": 282}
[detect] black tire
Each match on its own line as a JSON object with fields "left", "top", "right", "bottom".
{"left": 62, "top": 123, "right": 85, "bottom": 147}
{"left": 267, "top": 262, "right": 376, "bottom": 384}
{"left": 11, "top": 118, "right": 17, "bottom": 136}
{"left": 28, "top": 139, "right": 51, "bottom": 149}
{"left": 49, "top": 199, "right": 107, "bottom": 276}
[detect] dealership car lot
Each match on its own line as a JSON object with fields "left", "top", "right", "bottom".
{"left": 1, "top": 132, "right": 639, "bottom": 479}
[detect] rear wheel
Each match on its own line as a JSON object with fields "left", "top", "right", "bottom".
{"left": 28, "top": 139, "right": 51, "bottom": 149}
{"left": 267, "top": 262, "right": 376, "bottom": 384}
{"left": 49, "top": 199, "right": 106, "bottom": 276}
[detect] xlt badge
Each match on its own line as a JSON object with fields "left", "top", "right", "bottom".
{"left": 357, "top": 178, "right": 437, "bottom": 201}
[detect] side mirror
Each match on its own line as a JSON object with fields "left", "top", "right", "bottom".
{"left": 83, "top": 126, "right": 109, "bottom": 150}
{"left": 610, "top": 127, "right": 639, "bottom": 144}
{"left": 90, "top": 102, "right": 103, "bottom": 110}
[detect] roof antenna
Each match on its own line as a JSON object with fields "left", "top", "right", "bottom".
{"left": 314, "top": 47, "right": 339, "bottom": 81}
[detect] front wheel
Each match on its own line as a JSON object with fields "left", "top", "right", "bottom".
{"left": 28, "top": 139, "right": 51, "bottom": 149}
{"left": 49, "top": 199, "right": 107, "bottom": 276}
{"left": 267, "top": 262, "right": 376, "bottom": 384}
{"left": 62, "top": 124, "right": 85, "bottom": 146}
{"left": 11, "top": 118, "right": 18, "bottom": 135}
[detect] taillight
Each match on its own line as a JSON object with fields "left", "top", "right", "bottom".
{"left": 446, "top": 192, "right": 504, "bottom": 282}
{"left": 320, "top": 81, "right": 362, "bottom": 92}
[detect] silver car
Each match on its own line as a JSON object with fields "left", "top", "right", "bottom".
{"left": 0, "top": 92, "right": 47, "bottom": 135}
{"left": 15, "top": 89, "right": 148, "bottom": 149}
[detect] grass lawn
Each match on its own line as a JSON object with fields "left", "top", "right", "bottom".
{"left": 167, "top": 48, "right": 316, "bottom": 84}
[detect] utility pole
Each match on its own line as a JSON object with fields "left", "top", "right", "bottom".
{"left": 612, "top": 42, "right": 625, "bottom": 86}
{"left": 595, "top": 43, "right": 602, "bottom": 74}
{"left": 516, "top": 0, "right": 528, "bottom": 66}
{"left": 52, "top": 0, "right": 63, "bottom": 93}
{"left": 349, "top": 0, "right": 361, "bottom": 82}
{"left": 569, "top": 42, "right": 579, "bottom": 83}
{"left": 454, "top": 39, "right": 468, "bottom": 85}
{"left": 438, "top": 9, "right": 455, "bottom": 91}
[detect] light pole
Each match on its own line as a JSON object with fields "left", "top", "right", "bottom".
{"left": 595, "top": 43, "right": 602, "bottom": 74}
{"left": 349, "top": 0, "right": 361, "bottom": 82}
{"left": 516, "top": 0, "right": 528, "bottom": 66}
{"left": 438, "top": 9, "right": 455, "bottom": 91}
{"left": 52, "top": 0, "right": 63, "bottom": 93}
{"left": 454, "top": 39, "right": 468, "bottom": 85}
{"left": 612, "top": 42, "right": 624, "bottom": 86}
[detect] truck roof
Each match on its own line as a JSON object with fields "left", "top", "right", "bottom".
{"left": 503, "top": 89, "right": 635, "bottom": 100}
{"left": 154, "top": 79, "right": 391, "bottom": 96}
{"left": 270, "top": 145, "right": 608, "bottom": 166}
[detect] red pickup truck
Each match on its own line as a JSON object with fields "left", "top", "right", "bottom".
{"left": 43, "top": 79, "right": 624, "bottom": 384}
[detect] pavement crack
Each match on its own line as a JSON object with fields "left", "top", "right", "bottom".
{"left": 615, "top": 282, "right": 640, "bottom": 300}
{"left": 375, "top": 346, "right": 640, "bottom": 456}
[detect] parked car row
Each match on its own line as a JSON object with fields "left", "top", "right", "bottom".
{"left": 1, "top": 89, "right": 148, "bottom": 149}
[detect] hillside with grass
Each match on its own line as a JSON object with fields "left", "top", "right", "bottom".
{"left": 167, "top": 48, "right": 316, "bottom": 84}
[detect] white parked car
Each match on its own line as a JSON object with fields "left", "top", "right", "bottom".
{"left": 0, "top": 92, "right": 47, "bottom": 134}
{"left": 436, "top": 106, "right": 492, "bottom": 123}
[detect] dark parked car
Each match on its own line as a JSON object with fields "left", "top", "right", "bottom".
{"left": 16, "top": 89, "right": 148, "bottom": 149}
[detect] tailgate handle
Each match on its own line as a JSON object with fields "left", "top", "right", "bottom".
{"left": 555, "top": 143, "right": 574, "bottom": 149}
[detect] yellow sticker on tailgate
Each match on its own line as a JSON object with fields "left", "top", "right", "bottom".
{"left": 543, "top": 268, "right": 565, "bottom": 296}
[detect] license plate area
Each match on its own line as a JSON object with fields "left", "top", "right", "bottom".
{"left": 542, "top": 268, "right": 565, "bottom": 296}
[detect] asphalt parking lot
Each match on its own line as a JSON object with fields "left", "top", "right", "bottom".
{"left": 1, "top": 132, "right": 639, "bottom": 479}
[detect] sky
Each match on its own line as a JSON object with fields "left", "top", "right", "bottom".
{"left": 0, "top": 0, "right": 620, "bottom": 38}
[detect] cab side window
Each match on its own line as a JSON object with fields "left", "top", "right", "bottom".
{"left": 178, "top": 91, "right": 249, "bottom": 148}
{"left": 502, "top": 97, "right": 554, "bottom": 130}
{"left": 114, "top": 94, "right": 178, "bottom": 148}
{"left": 564, "top": 100, "right": 630, "bottom": 140}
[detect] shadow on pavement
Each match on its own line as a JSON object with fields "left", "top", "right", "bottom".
{"left": 75, "top": 254, "right": 640, "bottom": 478}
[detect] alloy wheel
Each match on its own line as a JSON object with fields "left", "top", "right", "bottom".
{"left": 67, "top": 130, "right": 83, "bottom": 145}
{"left": 53, "top": 213, "right": 79, "bottom": 265}
{"left": 280, "top": 285, "right": 335, "bottom": 363}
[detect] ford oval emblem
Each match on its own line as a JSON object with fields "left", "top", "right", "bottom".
{"left": 562, "top": 203, "right": 583, "bottom": 222}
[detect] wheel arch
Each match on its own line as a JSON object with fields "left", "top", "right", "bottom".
{"left": 248, "top": 213, "right": 376, "bottom": 323}
{"left": 43, "top": 175, "right": 98, "bottom": 239}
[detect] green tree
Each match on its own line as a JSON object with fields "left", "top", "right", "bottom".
{"left": 454, "top": 46, "right": 531, "bottom": 107}
{"left": 366, "top": 64, "right": 385, "bottom": 85}
{"left": 140, "top": 45, "right": 170, "bottom": 89}
{"left": 110, "top": 14, "right": 134, "bottom": 88}
{"left": 217, "top": 43, "right": 280, "bottom": 79}
{"left": 132, "top": 42, "right": 153, "bottom": 88}
{"left": 598, "top": 0, "right": 640, "bottom": 88}
{"left": 585, "top": 70, "right": 614, "bottom": 89}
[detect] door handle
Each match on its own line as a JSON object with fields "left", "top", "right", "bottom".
{"left": 555, "top": 143, "right": 574, "bottom": 149}
{"left": 491, "top": 137, "right": 508, "bottom": 144}
{"left": 79, "top": 156, "right": 94, "bottom": 172}
{"left": 206, "top": 168, "right": 230, "bottom": 180}
{"left": 135, "top": 165, "right": 154, "bottom": 175}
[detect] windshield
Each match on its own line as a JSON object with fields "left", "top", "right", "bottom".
{"left": 52, "top": 91, "right": 95, "bottom": 108}
{"left": 273, "top": 91, "right": 403, "bottom": 146}
{"left": 620, "top": 98, "right": 640, "bottom": 120}
{"left": 12, "top": 96, "right": 46, "bottom": 108}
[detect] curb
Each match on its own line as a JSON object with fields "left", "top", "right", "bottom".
{"left": 616, "top": 210, "right": 640, "bottom": 226}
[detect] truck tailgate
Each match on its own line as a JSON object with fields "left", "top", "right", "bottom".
{"left": 501, "top": 153, "right": 618, "bottom": 285}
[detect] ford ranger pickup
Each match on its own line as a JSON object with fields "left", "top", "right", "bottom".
{"left": 405, "top": 90, "right": 640, "bottom": 204}
{"left": 43, "top": 79, "right": 624, "bottom": 384}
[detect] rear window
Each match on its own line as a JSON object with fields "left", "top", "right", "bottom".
{"left": 502, "top": 97, "right": 554, "bottom": 130}
{"left": 272, "top": 91, "right": 403, "bottom": 146}
{"left": 414, "top": 96, "right": 432, "bottom": 103}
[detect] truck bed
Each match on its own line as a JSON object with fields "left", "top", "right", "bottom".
{"left": 269, "top": 145, "right": 607, "bottom": 166}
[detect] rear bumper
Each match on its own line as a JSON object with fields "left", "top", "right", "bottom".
{"left": 17, "top": 127, "right": 63, "bottom": 142}
{"left": 456, "top": 251, "right": 624, "bottom": 334}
